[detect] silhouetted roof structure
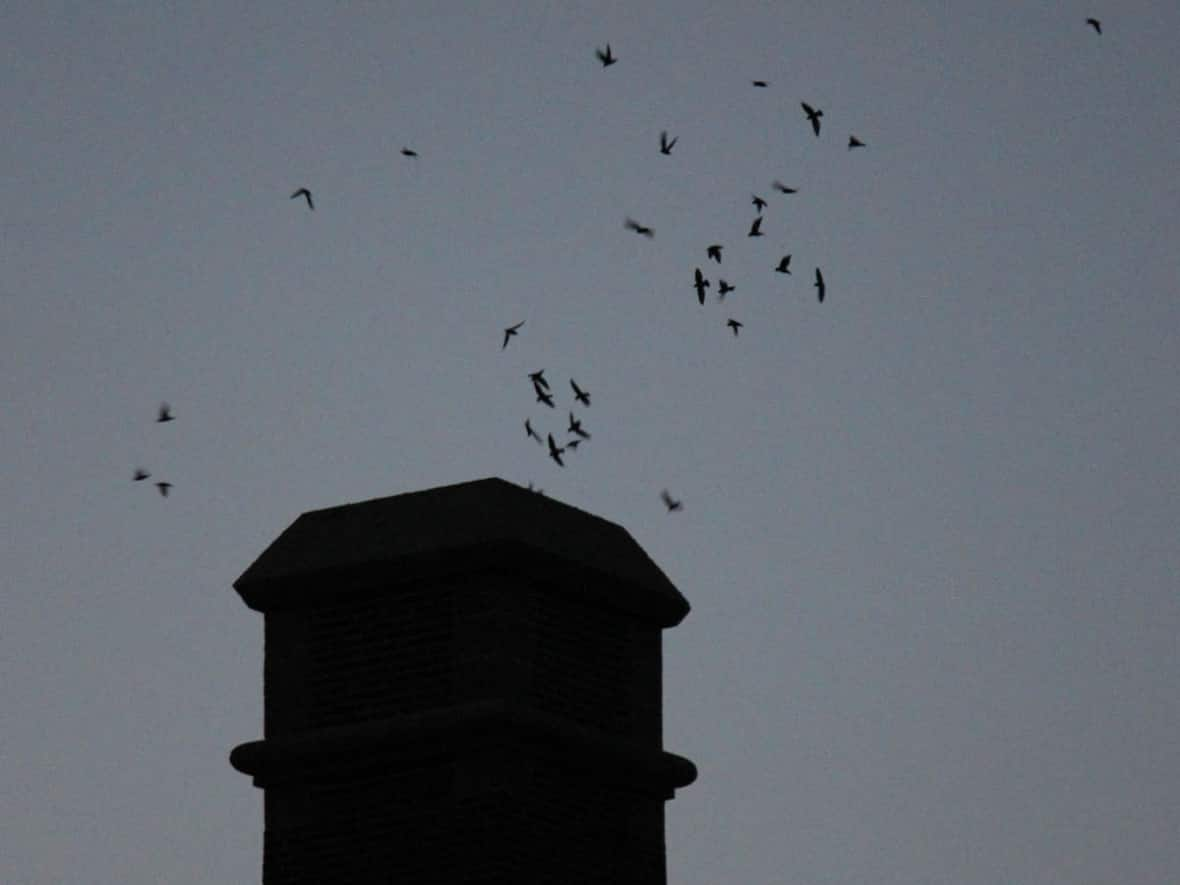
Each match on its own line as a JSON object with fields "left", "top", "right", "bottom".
{"left": 235, "top": 477, "right": 689, "bottom": 626}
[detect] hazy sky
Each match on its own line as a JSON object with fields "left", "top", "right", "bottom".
{"left": 3, "top": 3, "right": 1178, "bottom": 883}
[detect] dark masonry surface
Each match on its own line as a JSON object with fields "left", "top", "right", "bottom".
{"left": 229, "top": 477, "right": 697, "bottom": 884}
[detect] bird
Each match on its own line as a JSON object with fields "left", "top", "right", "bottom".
{"left": 718, "top": 279, "right": 735, "bottom": 298}
{"left": 570, "top": 379, "right": 591, "bottom": 407}
{"left": 801, "top": 101, "right": 823, "bottom": 136}
{"left": 625, "top": 217, "right": 654, "bottom": 238}
{"left": 502, "top": 320, "right": 524, "bottom": 349}
{"left": 568, "top": 413, "right": 591, "bottom": 440}
{"left": 155, "top": 481, "right": 172, "bottom": 498}
{"left": 1086, "top": 17, "right": 1101, "bottom": 34}
{"left": 693, "top": 268, "right": 710, "bottom": 305}
{"left": 133, "top": 468, "right": 151, "bottom": 482}
{"left": 727, "top": 318, "right": 743, "bottom": 337}
{"left": 848, "top": 135, "right": 865, "bottom": 150}
{"left": 752, "top": 194, "right": 767, "bottom": 213}
{"left": 752, "top": 80, "right": 769, "bottom": 88}
{"left": 536, "top": 388, "right": 555, "bottom": 408}
{"left": 814, "top": 267, "right": 826, "bottom": 303}
{"left": 157, "top": 403, "right": 174, "bottom": 423}
{"left": 659, "top": 131, "right": 678, "bottom": 155}
{"left": 660, "top": 490, "right": 683, "bottom": 512}
{"left": 596, "top": 44, "right": 617, "bottom": 67}
{"left": 565, "top": 438, "right": 583, "bottom": 451}
{"left": 401, "top": 147, "right": 419, "bottom": 157}
{"left": 707, "top": 244, "right": 723, "bottom": 263}
{"left": 529, "top": 369, "right": 550, "bottom": 391}
{"left": 547, "top": 434, "right": 565, "bottom": 466}
{"left": 525, "top": 419, "right": 542, "bottom": 444}
{"left": 775, "top": 254, "right": 792, "bottom": 274}
{"left": 772, "top": 180, "right": 797, "bottom": 194}
{"left": 290, "top": 188, "right": 314, "bottom": 210}
{"left": 747, "top": 216, "right": 764, "bottom": 237}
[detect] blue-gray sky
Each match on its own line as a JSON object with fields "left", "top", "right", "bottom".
{"left": 3, "top": 3, "right": 1178, "bottom": 882}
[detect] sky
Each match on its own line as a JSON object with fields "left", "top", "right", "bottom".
{"left": 2, "top": 2, "right": 1178, "bottom": 882}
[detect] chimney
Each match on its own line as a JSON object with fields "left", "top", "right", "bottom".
{"left": 229, "top": 478, "right": 697, "bottom": 883}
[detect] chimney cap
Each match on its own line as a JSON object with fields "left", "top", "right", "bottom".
{"left": 233, "top": 478, "right": 689, "bottom": 625}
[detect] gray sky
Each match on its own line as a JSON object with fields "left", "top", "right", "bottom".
{"left": 3, "top": 3, "right": 1178, "bottom": 882}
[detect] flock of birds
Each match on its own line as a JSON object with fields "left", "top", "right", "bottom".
{"left": 137, "top": 20, "right": 1106, "bottom": 511}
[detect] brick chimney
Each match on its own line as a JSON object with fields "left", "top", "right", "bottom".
{"left": 229, "top": 478, "right": 696, "bottom": 883}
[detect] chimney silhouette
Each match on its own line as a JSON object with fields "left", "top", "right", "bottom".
{"left": 229, "top": 478, "right": 696, "bottom": 883}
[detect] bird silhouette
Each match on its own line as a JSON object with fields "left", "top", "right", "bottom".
{"left": 815, "top": 267, "right": 826, "bottom": 303}
{"left": 570, "top": 379, "right": 591, "bottom": 407}
{"left": 536, "top": 388, "right": 555, "bottom": 408}
{"left": 503, "top": 320, "right": 524, "bottom": 349}
{"left": 565, "top": 438, "right": 583, "bottom": 451}
{"left": 155, "top": 481, "right": 172, "bottom": 498}
{"left": 659, "top": 131, "right": 678, "bottom": 155}
{"left": 290, "top": 188, "right": 314, "bottom": 210}
{"left": 660, "top": 490, "right": 683, "bottom": 512}
{"left": 401, "top": 147, "right": 419, "bottom": 157}
{"left": 529, "top": 369, "right": 550, "bottom": 391}
{"left": 707, "top": 244, "right": 723, "bottom": 263}
{"left": 547, "top": 434, "right": 565, "bottom": 466}
{"left": 727, "top": 318, "right": 743, "bottom": 337}
{"left": 1086, "top": 17, "right": 1101, "bottom": 34}
{"left": 568, "top": 413, "right": 591, "bottom": 440}
{"left": 752, "top": 80, "right": 769, "bottom": 88}
{"left": 157, "top": 403, "right": 174, "bottom": 423}
{"left": 596, "top": 44, "right": 617, "bottom": 66}
{"left": 775, "top": 254, "right": 792, "bottom": 274}
{"left": 718, "top": 279, "right": 735, "bottom": 298}
{"left": 801, "top": 101, "right": 823, "bottom": 136}
{"left": 525, "top": 419, "right": 542, "bottom": 445}
{"left": 693, "top": 268, "right": 710, "bottom": 305}
{"left": 752, "top": 194, "right": 767, "bottom": 213}
{"left": 747, "top": 216, "right": 764, "bottom": 237}
{"left": 772, "top": 181, "right": 797, "bottom": 194}
{"left": 848, "top": 135, "right": 865, "bottom": 149}
{"left": 133, "top": 468, "right": 151, "bottom": 482}
{"left": 625, "top": 217, "right": 654, "bottom": 238}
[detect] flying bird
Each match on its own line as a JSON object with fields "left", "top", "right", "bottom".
{"left": 568, "top": 413, "right": 591, "bottom": 440}
{"left": 133, "top": 468, "right": 151, "bottom": 482}
{"left": 772, "top": 181, "right": 797, "bottom": 194}
{"left": 775, "top": 254, "right": 792, "bottom": 274}
{"left": 848, "top": 135, "right": 865, "bottom": 150}
{"left": 752, "top": 80, "right": 769, "bottom": 88}
{"left": 814, "top": 267, "right": 826, "bottom": 303}
{"left": 747, "top": 216, "right": 764, "bottom": 237}
{"left": 401, "top": 147, "right": 419, "bottom": 157}
{"left": 659, "top": 131, "right": 678, "bottom": 155}
{"left": 1086, "top": 17, "right": 1101, "bottom": 34}
{"left": 625, "top": 217, "right": 654, "bottom": 238}
{"left": 155, "top": 481, "right": 172, "bottom": 498}
{"left": 570, "top": 379, "right": 591, "bottom": 407}
{"left": 718, "top": 279, "right": 735, "bottom": 298}
{"left": 525, "top": 419, "right": 542, "bottom": 444}
{"left": 157, "top": 403, "right": 174, "bottom": 423}
{"left": 727, "top": 318, "right": 743, "bottom": 337}
{"left": 565, "top": 438, "right": 583, "bottom": 451}
{"left": 801, "top": 101, "right": 823, "bottom": 136}
{"left": 752, "top": 194, "right": 767, "bottom": 213}
{"left": 536, "top": 388, "right": 555, "bottom": 408}
{"left": 693, "top": 268, "right": 710, "bottom": 305}
{"left": 290, "top": 188, "right": 314, "bottom": 210}
{"left": 529, "top": 369, "right": 550, "bottom": 391}
{"left": 707, "top": 244, "right": 723, "bottom": 263}
{"left": 596, "top": 44, "right": 617, "bottom": 67}
{"left": 502, "top": 320, "right": 524, "bottom": 349}
{"left": 547, "top": 434, "right": 565, "bottom": 466}
{"left": 660, "top": 490, "right": 683, "bottom": 512}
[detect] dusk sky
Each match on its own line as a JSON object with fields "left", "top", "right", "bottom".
{"left": 3, "top": 3, "right": 1179, "bottom": 883}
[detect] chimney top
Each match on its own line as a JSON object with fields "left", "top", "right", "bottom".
{"left": 234, "top": 477, "right": 689, "bottom": 626}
